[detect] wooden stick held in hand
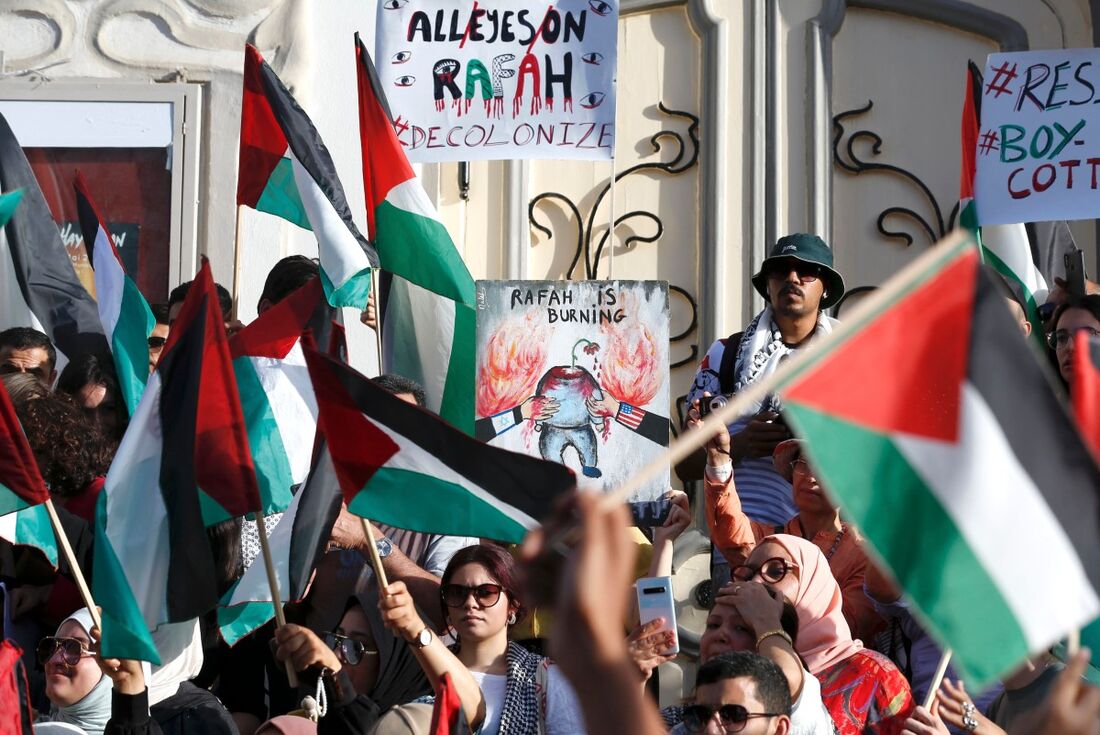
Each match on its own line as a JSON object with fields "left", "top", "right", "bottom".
{"left": 254, "top": 511, "right": 299, "bottom": 688}
{"left": 44, "top": 498, "right": 101, "bottom": 631}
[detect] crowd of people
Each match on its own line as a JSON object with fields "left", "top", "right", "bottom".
{"left": 1, "top": 233, "right": 1099, "bottom": 735}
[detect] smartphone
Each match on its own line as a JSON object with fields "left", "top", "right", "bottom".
{"left": 628, "top": 499, "right": 673, "bottom": 527}
{"left": 636, "top": 575, "right": 680, "bottom": 656}
{"left": 1066, "top": 250, "right": 1087, "bottom": 299}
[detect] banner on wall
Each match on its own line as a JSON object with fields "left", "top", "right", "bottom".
{"left": 974, "top": 48, "right": 1100, "bottom": 225}
{"left": 375, "top": 0, "right": 618, "bottom": 163}
{"left": 474, "top": 280, "right": 669, "bottom": 502}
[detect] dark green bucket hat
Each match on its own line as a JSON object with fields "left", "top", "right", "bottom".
{"left": 751, "top": 233, "right": 846, "bottom": 310}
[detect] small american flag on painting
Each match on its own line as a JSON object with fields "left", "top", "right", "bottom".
{"left": 616, "top": 403, "right": 646, "bottom": 430}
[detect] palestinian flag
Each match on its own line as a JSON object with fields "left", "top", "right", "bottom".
{"left": 229, "top": 277, "right": 324, "bottom": 514}
{"left": 0, "top": 375, "right": 57, "bottom": 566}
{"left": 430, "top": 673, "right": 469, "bottom": 735}
{"left": 218, "top": 441, "right": 341, "bottom": 645}
{"left": 0, "top": 113, "right": 108, "bottom": 368}
{"left": 94, "top": 263, "right": 261, "bottom": 663}
{"left": 959, "top": 61, "right": 1047, "bottom": 337}
{"left": 775, "top": 232, "right": 1100, "bottom": 687}
{"left": 304, "top": 345, "right": 575, "bottom": 543}
{"left": 237, "top": 44, "right": 377, "bottom": 309}
{"left": 73, "top": 172, "right": 155, "bottom": 415}
{"left": 356, "top": 35, "right": 476, "bottom": 433}
{"left": 1073, "top": 330, "right": 1100, "bottom": 461}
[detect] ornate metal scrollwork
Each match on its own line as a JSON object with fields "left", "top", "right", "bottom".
{"left": 528, "top": 102, "right": 702, "bottom": 369}
{"left": 833, "top": 100, "right": 959, "bottom": 247}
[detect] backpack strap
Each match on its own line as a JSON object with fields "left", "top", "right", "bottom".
{"left": 717, "top": 331, "right": 745, "bottom": 395}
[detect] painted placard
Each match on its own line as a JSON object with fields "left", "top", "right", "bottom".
{"left": 375, "top": 0, "right": 618, "bottom": 162}
{"left": 475, "top": 280, "right": 669, "bottom": 501}
{"left": 974, "top": 48, "right": 1100, "bottom": 225}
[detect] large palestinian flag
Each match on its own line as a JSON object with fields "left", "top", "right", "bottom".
{"left": 304, "top": 345, "right": 575, "bottom": 543}
{"left": 356, "top": 35, "right": 476, "bottom": 433}
{"left": 775, "top": 232, "right": 1100, "bottom": 687}
{"left": 229, "top": 276, "right": 323, "bottom": 515}
{"left": 959, "top": 61, "right": 1047, "bottom": 337}
{"left": 0, "top": 372, "right": 57, "bottom": 566}
{"left": 73, "top": 172, "right": 155, "bottom": 415}
{"left": 238, "top": 45, "right": 377, "bottom": 309}
{"left": 0, "top": 114, "right": 108, "bottom": 367}
{"left": 95, "top": 263, "right": 261, "bottom": 663}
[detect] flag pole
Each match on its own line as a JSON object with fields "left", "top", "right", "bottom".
{"left": 232, "top": 205, "right": 245, "bottom": 321}
{"left": 360, "top": 517, "right": 390, "bottom": 590}
{"left": 253, "top": 511, "right": 299, "bottom": 687}
{"left": 370, "top": 269, "right": 383, "bottom": 373}
{"left": 1067, "top": 628, "right": 1081, "bottom": 656}
{"left": 924, "top": 648, "right": 952, "bottom": 709}
{"left": 43, "top": 498, "right": 101, "bottom": 631}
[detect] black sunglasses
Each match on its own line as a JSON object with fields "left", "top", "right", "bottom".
{"left": 731, "top": 557, "right": 797, "bottom": 585}
{"left": 765, "top": 259, "right": 822, "bottom": 282}
{"left": 37, "top": 637, "right": 94, "bottom": 667}
{"left": 148, "top": 336, "right": 167, "bottom": 349}
{"left": 682, "top": 703, "right": 784, "bottom": 733}
{"left": 441, "top": 583, "right": 503, "bottom": 608}
{"left": 321, "top": 632, "right": 377, "bottom": 666}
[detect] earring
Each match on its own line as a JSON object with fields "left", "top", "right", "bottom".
{"left": 507, "top": 612, "right": 517, "bottom": 625}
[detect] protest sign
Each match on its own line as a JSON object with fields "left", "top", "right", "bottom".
{"left": 974, "top": 48, "right": 1100, "bottom": 225}
{"left": 474, "top": 280, "right": 668, "bottom": 501}
{"left": 375, "top": 0, "right": 618, "bottom": 163}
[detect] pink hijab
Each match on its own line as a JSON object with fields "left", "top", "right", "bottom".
{"left": 763, "top": 534, "right": 863, "bottom": 674}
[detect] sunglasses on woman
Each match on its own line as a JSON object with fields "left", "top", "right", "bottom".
{"left": 441, "top": 583, "right": 503, "bottom": 608}
{"left": 682, "top": 703, "right": 784, "bottom": 733}
{"left": 731, "top": 557, "right": 797, "bottom": 585}
{"left": 37, "top": 637, "right": 95, "bottom": 667}
{"left": 321, "top": 632, "right": 377, "bottom": 666}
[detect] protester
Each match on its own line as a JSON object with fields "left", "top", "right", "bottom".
{"left": 683, "top": 233, "right": 845, "bottom": 528}
{"left": 36, "top": 608, "right": 113, "bottom": 735}
{"left": 167, "top": 280, "right": 242, "bottom": 334}
{"left": 2, "top": 370, "right": 49, "bottom": 406}
{"left": 0, "top": 326, "right": 57, "bottom": 386}
{"left": 675, "top": 651, "right": 793, "bottom": 735}
{"left": 689, "top": 403, "right": 881, "bottom": 643}
{"left": 148, "top": 304, "right": 169, "bottom": 374}
{"left": 257, "top": 256, "right": 320, "bottom": 315}
{"left": 1049, "top": 295, "right": 1100, "bottom": 386}
{"left": 88, "top": 614, "right": 164, "bottom": 735}
{"left": 57, "top": 352, "right": 127, "bottom": 445}
{"left": 1005, "top": 649, "right": 1100, "bottom": 735}
{"left": 733, "top": 534, "right": 914, "bottom": 733}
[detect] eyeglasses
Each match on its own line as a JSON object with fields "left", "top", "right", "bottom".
{"left": 682, "top": 703, "right": 784, "bottom": 733}
{"left": 731, "top": 557, "right": 797, "bottom": 585}
{"left": 790, "top": 458, "right": 813, "bottom": 475}
{"left": 1048, "top": 326, "right": 1100, "bottom": 350}
{"left": 441, "top": 583, "right": 503, "bottom": 609}
{"left": 765, "top": 259, "right": 821, "bottom": 283}
{"left": 148, "top": 336, "right": 167, "bottom": 349}
{"left": 37, "top": 637, "right": 95, "bottom": 667}
{"left": 321, "top": 632, "right": 377, "bottom": 666}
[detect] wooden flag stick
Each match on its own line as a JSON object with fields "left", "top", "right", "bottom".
{"left": 361, "top": 517, "right": 390, "bottom": 590}
{"left": 253, "top": 512, "right": 299, "bottom": 688}
{"left": 43, "top": 498, "right": 101, "bottom": 632}
{"left": 370, "top": 269, "right": 383, "bottom": 370}
{"left": 924, "top": 648, "right": 953, "bottom": 710}
{"left": 1067, "top": 628, "right": 1081, "bottom": 657}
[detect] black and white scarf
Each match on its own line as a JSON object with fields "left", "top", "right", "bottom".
{"left": 495, "top": 641, "right": 550, "bottom": 735}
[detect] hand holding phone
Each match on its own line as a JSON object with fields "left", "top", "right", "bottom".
{"left": 635, "top": 576, "right": 679, "bottom": 656}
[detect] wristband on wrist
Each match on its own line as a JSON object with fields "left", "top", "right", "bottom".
{"left": 755, "top": 629, "right": 793, "bottom": 651}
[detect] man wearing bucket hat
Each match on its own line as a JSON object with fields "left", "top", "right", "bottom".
{"left": 685, "top": 233, "right": 846, "bottom": 530}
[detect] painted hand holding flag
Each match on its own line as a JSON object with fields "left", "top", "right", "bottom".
{"left": 303, "top": 345, "right": 575, "bottom": 544}
{"left": 238, "top": 44, "right": 377, "bottom": 309}
{"left": 356, "top": 35, "right": 477, "bottom": 433}
{"left": 94, "top": 262, "right": 262, "bottom": 663}
{"left": 773, "top": 232, "right": 1100, "bottom": 687}
{"left": 0, "top": 113, "right": 109, "bottom": 367}
{"left": 73, "top": 171, "right": 155, "bottom": 416}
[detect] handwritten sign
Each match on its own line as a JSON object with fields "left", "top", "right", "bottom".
{"left": 375, "top": 0, "right": 618, "bottom": 162}
{"left": 975, "top": 48, "right": 1100, "bottom": 225}
{"left": 475, "top": 280, "right": 668, "bottom": 501}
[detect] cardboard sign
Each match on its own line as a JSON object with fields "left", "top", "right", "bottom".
{"left": 974, "top": 48, "right": 1100, "bottom": 225}
{"left": 475, "top": 280, "right": 668, "bottom": 501}
{"left": 375, "top": 0, "right": 618, "bottom": 162}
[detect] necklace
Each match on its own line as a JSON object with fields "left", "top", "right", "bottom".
{"left": 824, "top": 525, "right": 846, "bottom": 561}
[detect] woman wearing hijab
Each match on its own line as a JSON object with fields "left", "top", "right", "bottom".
{"left": 36, "top": 608, "right": 113, "bottom": 735}
{"left": 730, "top": 534, "right": 914, "bottom": 734}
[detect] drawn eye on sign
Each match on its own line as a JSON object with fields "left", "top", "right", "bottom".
{"left": 581, "top": 52, "right": 604, "bottom": 66}
{"left": 392, "top": 51, "right": 412, "bottom": 64}
{"left": 588, "top": 0, "right": 613, "bottom": 16}
{"left": 382, "top": 0, "right": 408, "bottom": 9}
{"left": 394, "top": 75, "right": 416, "bottom": 87}
{"left": 580, "top": 92, "right": 606, "bottom": 109}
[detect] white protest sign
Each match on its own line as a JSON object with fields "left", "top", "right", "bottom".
{"left": 375, "top": 0, "right": 618, "bottom": 162}
{"left": 975, "top": 48, "right": 1100, "bottom": 225}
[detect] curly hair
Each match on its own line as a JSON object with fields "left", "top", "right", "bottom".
{"left": 15, "top": 393, "right": 112, "bottom": 498}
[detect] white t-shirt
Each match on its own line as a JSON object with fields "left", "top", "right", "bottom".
{"left": 469, "top": 666, "right": 587, "bottom": 735}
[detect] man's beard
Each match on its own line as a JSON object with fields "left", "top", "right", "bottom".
{"left": 773, "top": 284, "right": 815, "bottom": 317}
